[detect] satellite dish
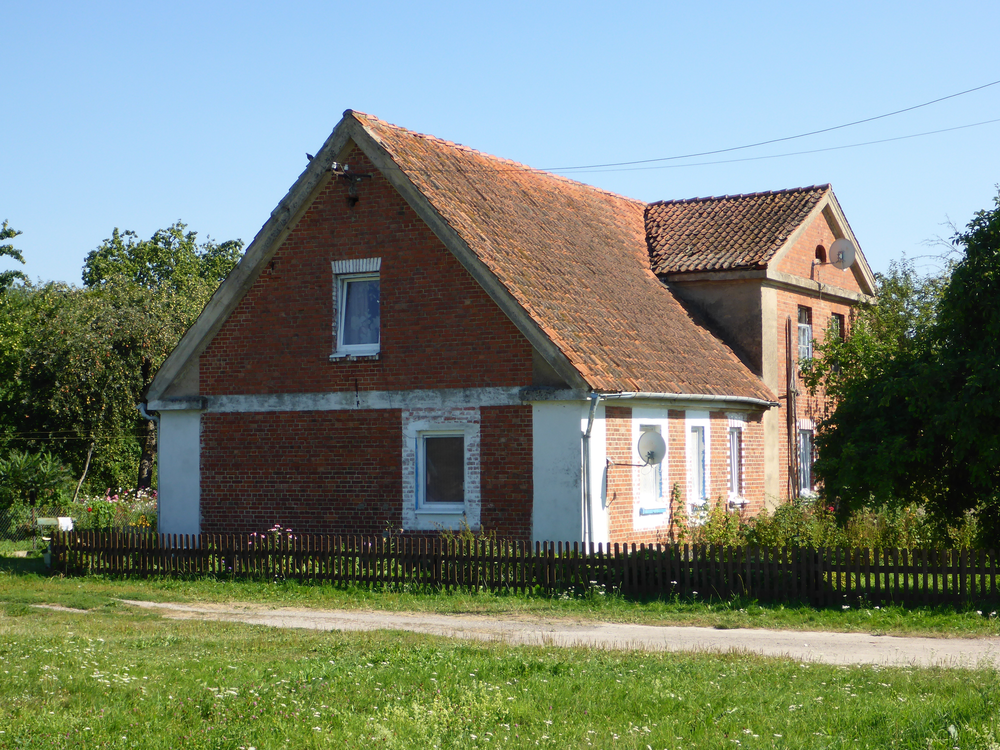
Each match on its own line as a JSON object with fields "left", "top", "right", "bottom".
{"left": 830, "top": 238, "right": 856, "bottom": 271}
{"left": 636, "top": 431, "right": 667, "bottom": 466}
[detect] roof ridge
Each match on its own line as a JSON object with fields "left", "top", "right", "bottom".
{"left": 346, "top": 109, "right": 647, "bottom": 208}
{"left": 647, "top": 184, "right": 830, "bottom": 208}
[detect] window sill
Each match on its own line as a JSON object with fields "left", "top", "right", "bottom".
{"left": 728, "top": 496, "right": 748, "bottom": 507}
{"left": 329, "top": 351, "right": 380, "bottom": 362}
{"left": 639, "top": 507, "right": 667, "bottom": 516}
{"left": 415, "top": 506, "right": 466, "bottom": 515}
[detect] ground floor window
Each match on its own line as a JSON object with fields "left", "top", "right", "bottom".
{"left": 420, "top": 433, "right": 465, "bottom": 505}
{"left": 686, "top": 411, "right": 710, "bottom": 511}
{"left": 401, "top": 407, "right": 481, "bottom": 531}
{"left": 638, "top": 424, "right": 665, "bottom": 515}
{"left": 798, "top": 428, "right": 814, "bottom": 494}
{"left": 728, "top": 425, "right": 743, "bottom": 500}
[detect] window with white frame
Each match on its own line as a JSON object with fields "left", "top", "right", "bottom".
{"left": 686, "top": 412, "right": 710, "bottom": 509}
{"left": 331, "top": 258, "right": 381, "bottom": 358}
{"left": 638, "top": 425, "right": 666, "bottom": 516}
{"left": 830, "top": 312, "right": 846, "bottom": 342}
{"left": 419, "top": 433, "right": 465, "bottom": 508}
{"left": 727, "top": 415, "right": 745, "bottom": 503}
{"left": 797, "top": 306, "right": 813, "bottom": 361}
{"left": 798, "top": 428, "right": 814, "bottom": 494}
{"left": 401, "top": 408, "right": 481, "bottom": 531}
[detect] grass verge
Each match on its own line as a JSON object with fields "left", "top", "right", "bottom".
{"left": 2, "top": 603, "right": 1000, "bottom": 749}
{"left": 3, "top": 555, "right": 1000, "bottom": 638}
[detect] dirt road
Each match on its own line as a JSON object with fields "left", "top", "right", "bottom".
{"left": 118, "top": 600, "right": 1000, "bottom": 669}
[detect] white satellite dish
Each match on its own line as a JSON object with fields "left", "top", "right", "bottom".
{"left": 830, "top": 238, "right": 856, "bottom": 271}
{"left": 636, "top": 431, "right": 667, "bottom": 466}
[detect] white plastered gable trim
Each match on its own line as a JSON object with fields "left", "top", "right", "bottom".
{"left": 401, "top": 407, "right": 481, "bottom": 532}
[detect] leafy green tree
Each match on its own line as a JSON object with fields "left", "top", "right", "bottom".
{"left": 82, "top": 221, "right": 242, "bottom": 292}
{"left": 0, "top": 220, "right": 27, "bottom": 291}
{"left": 5, "top": 224, "right": 242, "bottom": 493}
{"left": 809, "top": 192, "right": 1000, "bottom": 543}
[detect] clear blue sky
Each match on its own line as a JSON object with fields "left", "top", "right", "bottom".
{"left": 4, "top": 1, "right": 998, "bottom": 285}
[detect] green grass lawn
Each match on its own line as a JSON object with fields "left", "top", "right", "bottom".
{"left": 2, "top": 554, "right": 1000, "bottom": 638}
{"left": 4, "top": 556, "right": 1000, "bottom": 748}
{"left": 2, "top": 598, "right": 1000, "bottom": 749}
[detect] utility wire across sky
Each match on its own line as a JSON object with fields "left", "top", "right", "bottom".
{"left": 544, "top": 78, "right": 1000, "bottom": 173}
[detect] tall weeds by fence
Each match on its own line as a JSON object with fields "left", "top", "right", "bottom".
{"left": 50, "top": 532, "right": 1000, "bottom": 607}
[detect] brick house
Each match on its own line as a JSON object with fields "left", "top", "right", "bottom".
{"left": 144, "top": 111, "right": 875, "bottom": 545}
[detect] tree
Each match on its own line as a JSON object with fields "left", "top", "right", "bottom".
{"left": 0, "top": 220, "right": 28, "bottom": 291}
{"left": 809, "top": 192, "right": 1000, "bottom": 543}
{"left": 3, "top": 223, "right": 242, "bottom": 494}
{"left": 80, "top": 222, "right": 243, "bottom": 488}
{"left": 82, "top": 221, "right": 242, "bottom": 292}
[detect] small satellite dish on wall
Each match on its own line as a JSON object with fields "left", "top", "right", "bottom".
{"left": 637, "top": 431, "right": 667, "bottom": 466}
{"left": 830, "top": 238, "right": 856, "bottom": 271}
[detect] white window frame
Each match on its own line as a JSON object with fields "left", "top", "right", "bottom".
{"left": 685, "top": 411, "right": 710, "bottom": 512}
{"left": 401, "top": 408, "right": 481, "bottom": 531}
{"left": 331, "top": 258, "right": 381, "bottom": 359}
{"left": 417, "top": 430, "right": 467, "bottom": 513}
{"left": 798, "top": 306, "right": 813, "bottom": 362}
{"left": 636, "top": 424, "right": 666, "bottom": 517}
{"left": 798, "top": 425, "right": 815, "bottom": 496}
{"left": 727, "top": 413, "right": 746, "bottom": 505}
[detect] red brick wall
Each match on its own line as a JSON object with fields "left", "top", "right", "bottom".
{"left": 200, "top": 410, "right": 402, "bottom": 535}
{"left": 775, "top": 288, "right": 853, "bottom": 498}
{"left": 602, "top": 406, "right": 768, "bottom": 546}
{"left": 774, "top": 212, "right": 865, "bottom": 294}
{"left": 200, "top": 148, "right": 534, "bottom": 395}
{"left": 605, "top": 406, "right": 634, "bottom": 543}
{"left": 479, "top": 405, "right": 533, "bottom": 541}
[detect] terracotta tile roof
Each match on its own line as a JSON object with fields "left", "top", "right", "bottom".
{"left": 352, "top": 112, "right": 774, "bottom": 402}
{"left": 645, "top": 186, "right": 829, "bottom": 274}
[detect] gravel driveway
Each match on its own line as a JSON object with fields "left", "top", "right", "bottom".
{"left": 119, "top": 600, "right": 1000, "bottom": 669}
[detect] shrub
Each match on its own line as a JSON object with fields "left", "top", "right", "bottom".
{"left": 0, "top": 450, "right": 73, "bottom": 509}
{"left": 684, "top": 497, "right": 984, "bottom": 550}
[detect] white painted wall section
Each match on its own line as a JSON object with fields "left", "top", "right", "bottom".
{"left": 157, "top": 410, "right": 201, "bottom": 536}
{"left": 532, "top": 402, "right": 586, "bottom": 543}
{"left": 588, "top": 404, "right": 609, "bottom": 545}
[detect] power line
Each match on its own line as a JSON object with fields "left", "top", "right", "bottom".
{"left": 565, "top": 116, "right": 1000, "bottom": 174}
{"left": 544, "top": 78, "right": 1000, "bottom": 172}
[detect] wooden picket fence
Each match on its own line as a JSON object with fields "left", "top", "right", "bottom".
{"left": 49, "top": 531, "right": 1000, "bottom": 606}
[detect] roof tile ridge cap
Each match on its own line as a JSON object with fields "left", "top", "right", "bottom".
{"left": 346, "top": 111, "right": 645, "bottom": 207}
{"left": 647, "top": 184, "right": 831, "bottom": 208}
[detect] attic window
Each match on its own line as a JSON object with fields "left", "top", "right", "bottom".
{"left": 331, "top": 258, "right": 381, "bottom": 359}
{"left": 815, "top": 245, "right": 827, "bottom": 263}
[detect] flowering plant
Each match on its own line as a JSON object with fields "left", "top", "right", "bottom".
{"left": 75, "top": 487, "right": 158, "bottom": 531}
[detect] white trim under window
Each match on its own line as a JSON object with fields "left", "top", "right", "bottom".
{"left": 401, "top": 407, "right": 481, "bottom": 531}
{"left": 685, "top": 411, "right": 710, "bottom": 511}
{"left": 331, "top": 258, "right": 381, "bottom": 359}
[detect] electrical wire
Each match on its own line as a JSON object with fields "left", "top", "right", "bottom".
{"left": 544, "top": 78, "right": 1000, "bottom": 172}
{"left": 563, "top": 116, "right": 1000, "bottom": 174}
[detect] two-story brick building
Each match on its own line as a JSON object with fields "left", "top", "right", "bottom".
{"left": 145, "top": 111, "right": 875, "bottom": 545}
